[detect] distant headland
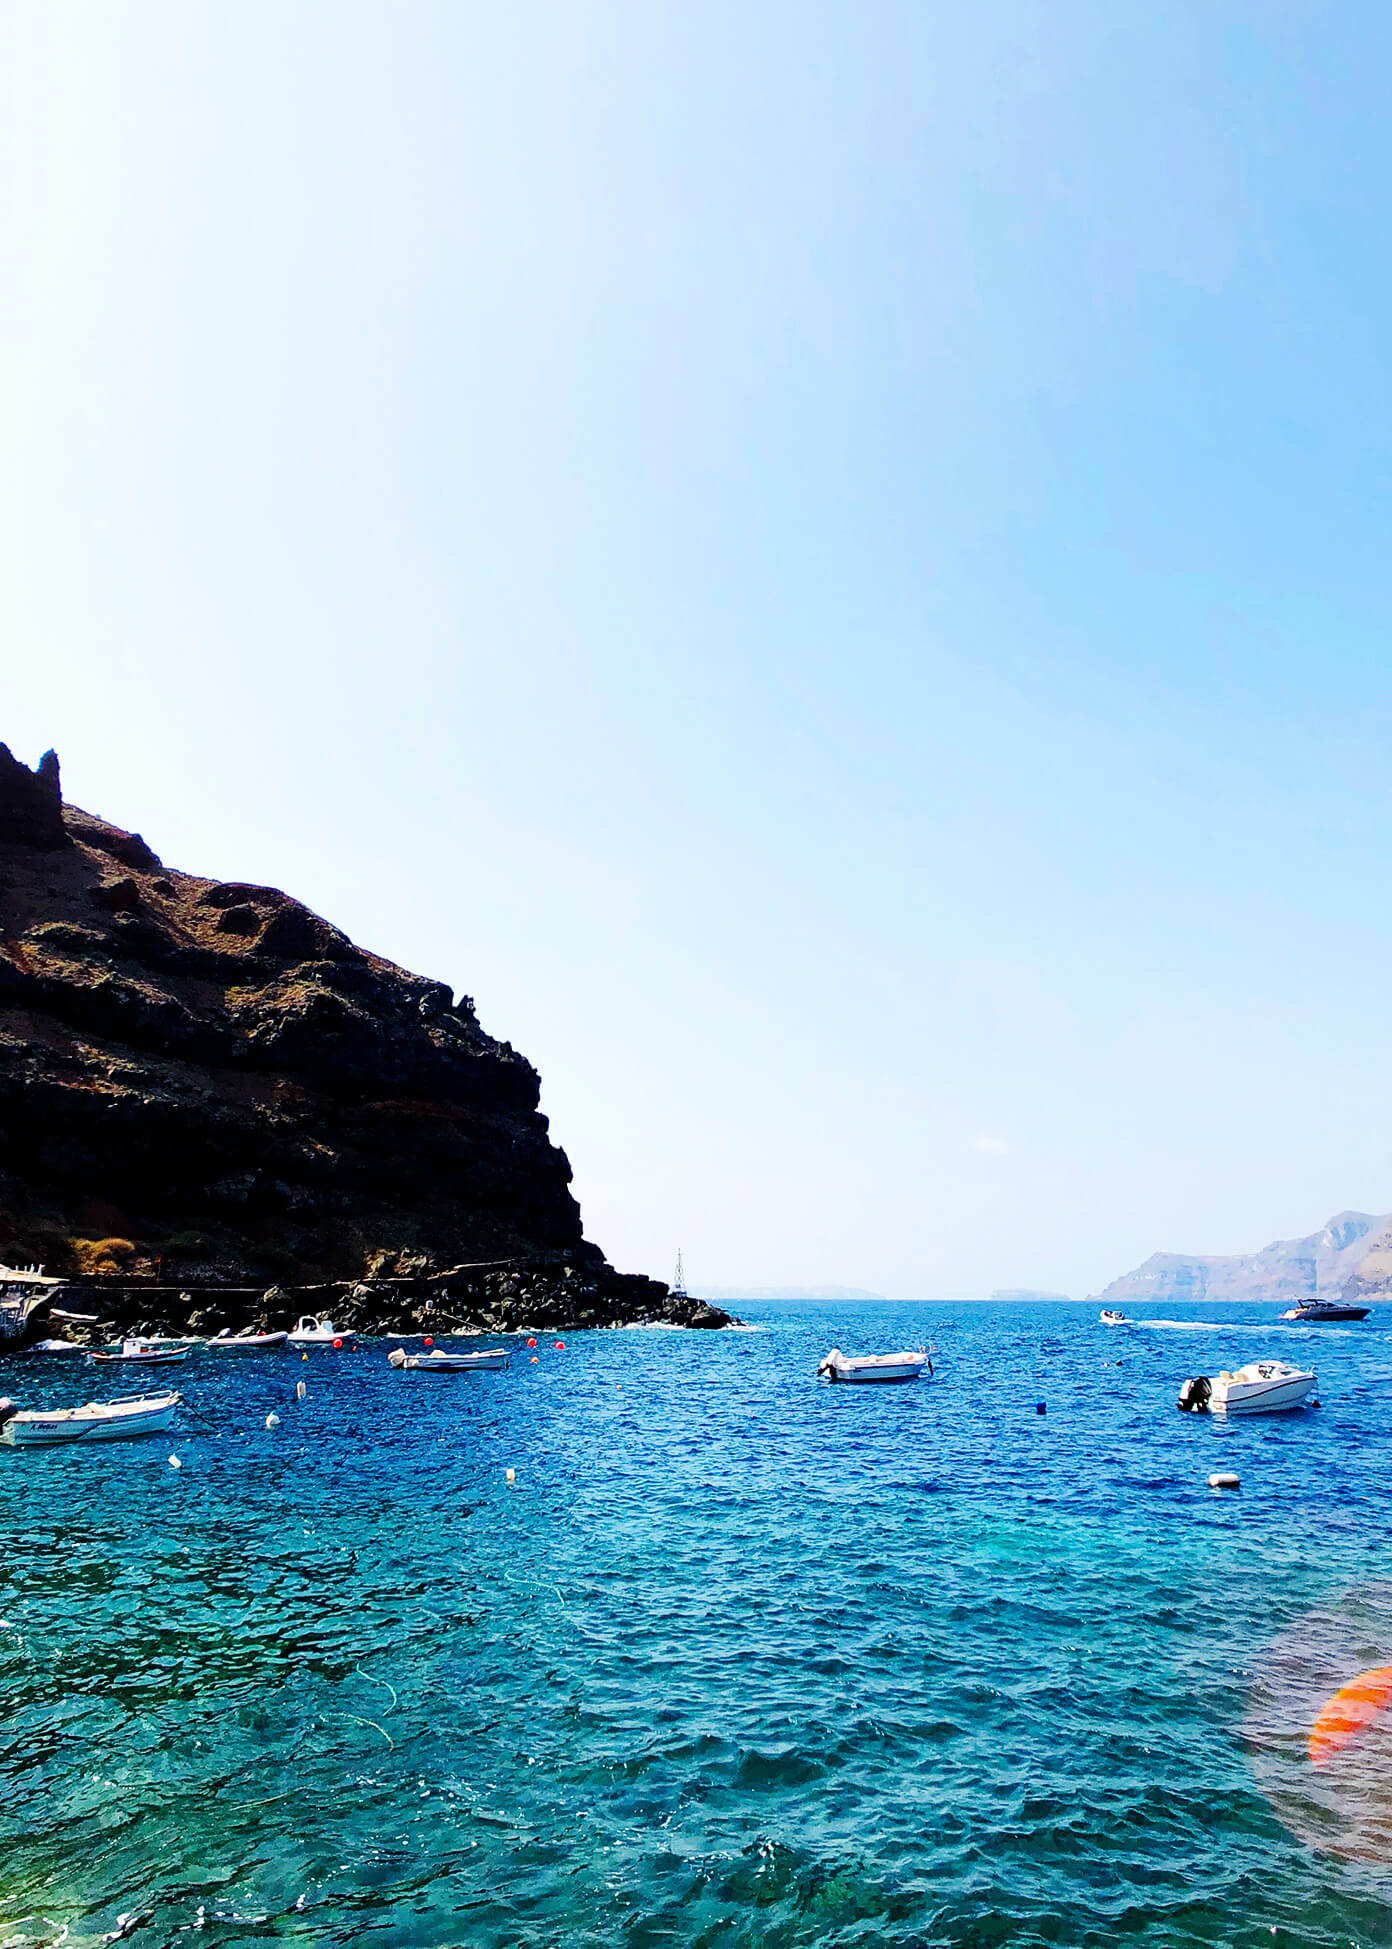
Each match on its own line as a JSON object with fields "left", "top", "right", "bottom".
{"left": 0, "top": 743, "right": 732, "bottom": 1337}
{"left": 1092, "top": 1208, "right": 1392, "bottom": 1308}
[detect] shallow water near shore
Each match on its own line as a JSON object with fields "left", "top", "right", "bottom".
{"left": 3, "top": 1298, "right": 1392, "bottom": 1947}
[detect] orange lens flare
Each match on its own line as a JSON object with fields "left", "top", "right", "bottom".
{"left": 1309, "top": 1666, "right": 1392, "bottom": 1768}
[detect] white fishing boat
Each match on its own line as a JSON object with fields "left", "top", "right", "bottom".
{"left": 205, "top": 1330, "right": 290, "bottom": 1351}
{"left": 0, "top": 1389, "right": 181, "bottom": 1446}
{"left": 1177, "top": 1360, "right": 1317, "bottom": 1416}
{"left": 1100, "top": 1310, "right": 1129, "bottom": 1326}
{"left": 816, "top": 1347, "right": 932, "bottom": 1384}
{"left": 388, "top": 1346, "right": 509, "bottom": 1373}
{"left": 288, "top": 1317, "right": 353, "bottom": 1347}
{"left": 0, "top": 1265, "right": 64, "bottom": 1344}
{"left": 88, "top": 1339, "right": 190, "bottom": 1367}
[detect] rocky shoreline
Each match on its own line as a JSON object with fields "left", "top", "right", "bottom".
{"left": 28, "top": 1256, "right": 734, "bottom": 1345}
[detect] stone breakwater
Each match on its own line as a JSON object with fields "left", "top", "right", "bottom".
{"left": 0, "top": 740, "right": 729, "bottom": 1323}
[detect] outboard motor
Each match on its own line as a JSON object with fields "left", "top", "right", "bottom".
{"left": 1177, "top": 1374, "right": 1211, "bottom": 1414}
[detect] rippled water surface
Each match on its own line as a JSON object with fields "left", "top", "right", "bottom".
{"left": 4, "top": 1300, "right": 1392, "bottom": 1947}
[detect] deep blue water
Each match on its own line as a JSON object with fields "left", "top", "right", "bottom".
{"left": 4, "top": 1299, "right": 1392, "bottom": 1947}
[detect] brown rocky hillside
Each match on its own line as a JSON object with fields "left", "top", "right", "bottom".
{"left": 0, "top": 743, "right": 726, "bottom": 1329}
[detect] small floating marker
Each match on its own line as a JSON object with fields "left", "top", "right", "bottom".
{"left": 296, "top": 1381, "right": 307, "bottom": 1402}
{"left": 554, "top": 1340, "right": 565, "bottom": 1351}
{"left": 424, "top": 1336, "right": 434, "bottom": 1348}
{"left": 1209, "top": 1472, "right": 1240, "bottom": 1490}
{"left": 1035, "top": 1402, "right": 1046, "bottom": 1416}
{"left": 529, "top": 1356, "right": 538, "bottom": 1363}
{"left": 332, "top": 1337, "right": 343, "bottom": 1350}
{"left": 505, "top": 1468, "right": 515, "bottom": 1485}
{"left": 302, "top": 1352, "right": 309, "bottom": 1362}
{"left": 526, "top": 1336, "right": 537, "bottom": 1348}
{"left": 265, "top": 1412, "right": 281, "bottom": 1429}
{"left": 168, "top": 1455, "right": 181, "bottom": 1470}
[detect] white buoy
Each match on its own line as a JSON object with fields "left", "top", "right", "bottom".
{"left": 265, "top": 1412, "right": 281, "bottom": 1429}
{"left": 168, "top": 1455, "right": 181, "bottom": 1470}
{"left": 1209, "top": 1471, "right": 1240, "bottom": 1490}
{"left": 505, "top": 1467, "right": 515, "bottom": 1485}
{"left": 296, "top": 1381, "right": 306, "bottom": 1401}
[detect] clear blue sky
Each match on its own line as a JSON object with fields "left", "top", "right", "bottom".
{"left": 3, "top": 1, "right": 1391, "bottom": 1297}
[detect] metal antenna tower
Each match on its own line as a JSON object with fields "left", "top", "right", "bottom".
{"left": 672, "top": 1248, "right": 687, "bottom": 1296}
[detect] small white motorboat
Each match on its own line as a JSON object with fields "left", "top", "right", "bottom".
{"left": 26, "top": 1339, "right": 82, "bottom": 1354}
{"left": 388, "top": 1346, "right": 509, "bottom": 1373}
{"left": 288, "top": 1317, "right": 353, "bottom": 1347}
{"left": 817, "top": 1347, "right": 932, "bottom": 1384}
{"left": 1177, "top": 1360, "right": 1317, "bottom": 1416}
{"left": 0, "top": 1389, "right": 181, "bottom": 1445}
{"left": 1100, "top": 1310, "right": 1129, "bottom": 1326}
{"left": 206, "top": 1330, "right": 290, "bottom": 1351}
{"left": 88, "top": 1339, "right": 191, "bottom": 1367}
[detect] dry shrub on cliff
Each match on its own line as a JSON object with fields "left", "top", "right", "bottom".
{"left": 70, "top": 1235, "right": 138, "bottom": 1275}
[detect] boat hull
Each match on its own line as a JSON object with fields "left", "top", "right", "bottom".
{"left": 817, "top": 1349, "right": 930, "bottom": 1384}
{"left": 396, "top": 1350, "right": 509, "bottom": 1372}
{"left": 89, "top": 1348, "right": 189, "bottom": 1366}
{"left": 1210, "top": 1370, "right": 1316, "bottom": 1415}
{"left": 206, "top": 1332, "right": 289, "bottom": 1351}
{"left": 2, "top": 1392, "right": 181, "bottom": 1445}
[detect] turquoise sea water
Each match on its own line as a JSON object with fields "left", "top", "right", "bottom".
{"left": 4, "top": 1299, "right": 1392, "bottom": 1948}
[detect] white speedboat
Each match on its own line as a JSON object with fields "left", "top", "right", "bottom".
{"left": 206, "top": 1330, "right": 289, "bottom": 1351}
{"left": 388, "top": 1346, "right": 509, "bottom": 1373}
{"left": 1177, "top": 1360, "right": 1316, "bottom": 1416}
{"left": 1100, "top": 1310, "right": 1129, "bottom": 1326}
{"left": 88, "top": 1339, "right": 190, "bottom": 1367}
{"left": 287, "top": 1317, "right": 353, "bottom": 1347}
{"left": 0, "top": 1389, "right": 181, "bottom": 1445}
{"left": 817, "top": 1347, "right": 932, "bottom": 1384}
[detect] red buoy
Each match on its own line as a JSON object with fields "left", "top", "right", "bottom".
{"left": 424, "top": 1336, "right": 434, "bottom": 1348}
{"left": 332, "top": 1337, "right": 343, "bottom": 1350}
{"left": 526, "top": 1336, "right": 537, "bottom": 1348}
{"left": 554, "top": 1340, "right": 565, "bottom": 1351}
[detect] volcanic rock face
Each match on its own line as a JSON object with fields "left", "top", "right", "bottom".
{"left": 0, "top": 743, "right": 723, "bottom": 1327}
{"left": 1092, "top": 1209, "right": 1392, "bottom": 1308}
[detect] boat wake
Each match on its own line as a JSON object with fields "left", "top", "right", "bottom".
{"left": 1134, "top": 1319, "right": 1364, "bottom": 1337}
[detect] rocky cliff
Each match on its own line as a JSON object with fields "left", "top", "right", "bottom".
{"left": 1092, "top": 1209, "right": 1392, "bottom": 1308}
{"left": 0, "top": 743, "right": 729, "bottom": 1331}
